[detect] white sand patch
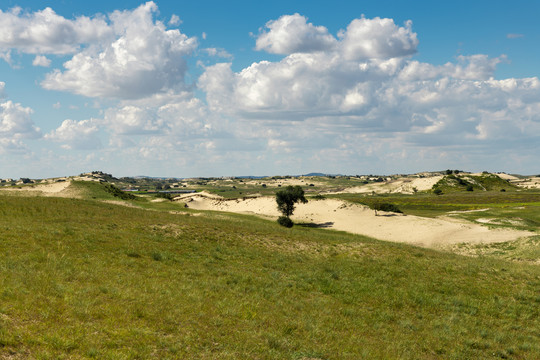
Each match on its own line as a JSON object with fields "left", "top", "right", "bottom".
{"left": 0, "top": 181, "right": 72, "bottom": 194}
{"left": 475, "top": 218, "right": 527, "bottom": 227}
{"left": 512, "top": 176, "right": 540, "bottom": 189}
{"left": 0, "top": 180, "right": 88, "bottom": 199}
{"left": 102, "top": 200, "right": 140, "bottom": 208}
{"left": 326, "top": 175, "right": 443, "bottom": 195}
{"left": 476, "top": 218, "right": 494, "bottom": 224}
{"left": 448, "top": 208, "right": 490, "bottom": 214}
{"left": 496, "top": 173, "right": 519, "bottom": 181}
{"left": 180, "top": 194, "right": 532, "bottom": 249}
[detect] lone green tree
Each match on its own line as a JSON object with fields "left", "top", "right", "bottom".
{"left": 275, "top": 185, "right": 308, "bottom": 227}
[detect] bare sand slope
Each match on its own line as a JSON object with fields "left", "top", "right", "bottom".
{"left": 0, "top": 181, "right": 80, "bottom": 197}
{"left": 181, "top": 194, "right": 531, "bottom": 249}
{"left": 329, "top": 176, "right": 443, "bottom": 195}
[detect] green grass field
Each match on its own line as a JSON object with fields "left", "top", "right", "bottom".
{"left": 1, "top": 184, "right": 539, "bottom": 359}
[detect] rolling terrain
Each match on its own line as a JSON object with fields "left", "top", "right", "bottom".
{"left": 0, "top": 172, "right": 539, "bottom": 359}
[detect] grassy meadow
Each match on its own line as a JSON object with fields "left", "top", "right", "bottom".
{"left": 0, "top": 181, "right": 539, "bottom": 359}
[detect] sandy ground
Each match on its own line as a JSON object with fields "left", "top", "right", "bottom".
{"left": 495, "top": 173, "right": 519, "bottom": 181}
{"left": 179, "top": 193, "right": 532, "bottom": 249}
{"left": 0, "top": 181, "right": 76, "bottom": 196}
{"left": 511, "top": 176, "right": 540, "bottom": 189}
{"left": 327, "top": 176, "right": 443, "bottom": 195}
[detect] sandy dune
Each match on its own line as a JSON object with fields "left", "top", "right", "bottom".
{"left": 180, "top": 193, "right": 531, "bottom": 249}
{"left": 326, "top": 176, "right": 443, "bottom": 195}
{"left": 0, "top": 181, "right": 79, "bottom": 197}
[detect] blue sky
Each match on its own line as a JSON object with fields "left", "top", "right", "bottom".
{"left": 1, "top": 1, "right": 539, "bottom": 178}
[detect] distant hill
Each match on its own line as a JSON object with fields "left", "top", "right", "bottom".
{"left": 432, "top": 173, "right": 517, "bottom": 193}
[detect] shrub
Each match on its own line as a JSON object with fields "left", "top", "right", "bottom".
{"left": 155, "top": 192, "right": 174, "bottom": 201}
{"left": 372, "top": 203, "right": 402, "bottom": 214}
{"left": 277, "top": 216, "right": 293, "bottom": 228}
{"left": 103, "top": 183, "right": 136, "bottom": 200}
{"left": 433, "top": 188, "right": 443, "bottom": 195}
{"left": 466, "top": 185, "right": 474, "bottom": 191}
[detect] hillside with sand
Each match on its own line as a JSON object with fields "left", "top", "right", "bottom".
{"left": 2, "top": 171, "right": 536, "bottom": 251}
{"left": 179, "top": 192, "right": 532, "bottom": 250}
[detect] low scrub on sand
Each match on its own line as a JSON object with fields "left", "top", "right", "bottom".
{"left": 433, "top": 173, "right": 517, "bottom": 193}
{"left": 0, "top": 194, "right": 539, "bottom": 359}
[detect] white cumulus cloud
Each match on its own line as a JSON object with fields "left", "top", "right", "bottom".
{"left": 0, "top": 100, "right": 41, "bottom": 138}
{"left": 0, "top": 6, "right": 112, "bottom": 55}
{"left": 103, "top": 91, "right": 212, "bottom": 138}
{"left": 199, "top": 13, "right": 540, "bottom": 165}
{"left": 0, "top": 99, "right": 41, "bottom": 153}
{"left": 44, "top": 119, "right": 101, "bottom": 150}
{"left": 32, "top": 55, "right": 51, "bottom": 67}
{"left": 255, "top": 13, "right": 337, "bottom": 54}
{"left": 338, "top": 17, "right": 418, "bottom": 60}
{"left": 40, "top": 2, "right": 197, "bottom": 99}
{"left": 169, "top": 14, "right": 181, "bottom": 26}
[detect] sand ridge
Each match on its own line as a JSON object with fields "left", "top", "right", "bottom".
{"left": 0, "top": 180, "right": 76, "bottom": 196}
{"left": 180, "top": 193, "right": 532, "bottom": 249}
{"left": 327, "top": 176, "right": 444, "bottom": 195}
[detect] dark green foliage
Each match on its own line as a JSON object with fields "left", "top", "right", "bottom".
{"left": 155, "top": 192, "right": 174, "bottom": 201}
{"left": 277, "top": 216, "right": 294, "bottom": 228}
{"left": 466, "top": 185, "right": 474, "bottom": 191}
{"left": 433, "top": 188, "right": 443, "bottom": 195}
{"left": 103, "top": 183, "right": 136, "bottom": 200}
{"left": 275, "top": 185, "right": 308, "bottom": 218}
{"left": 372, "top": 203, "right": 402, "bottom": 214}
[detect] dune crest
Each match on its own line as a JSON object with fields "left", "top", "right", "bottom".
{"left": 180, "top": 193, "right": 531, "bottom": 249}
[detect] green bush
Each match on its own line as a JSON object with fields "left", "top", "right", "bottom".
{"left": 155, "top": 192, "right": 174, "bottom": 201}
{"left": 433, "top": 188, "right": 443, "bottom": 195}
{"left": 103, "top": 183, "right": 136, "bottom": 200}
{"left": 277, "top": 216, "right": 293, "bottom": 228}
{"left": 372, "top": 203, "right": 402, "bottom": 214}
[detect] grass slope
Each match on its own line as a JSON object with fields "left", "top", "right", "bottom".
{"left": 432, "top": 174, "right": 517, "bottom": 193}
{"left": 0, "top": 194, "right": 539, "bottom": 359}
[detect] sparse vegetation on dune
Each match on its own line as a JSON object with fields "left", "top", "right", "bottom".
{"left": 432, "top": 173, "right": 518, "bottom": 193}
